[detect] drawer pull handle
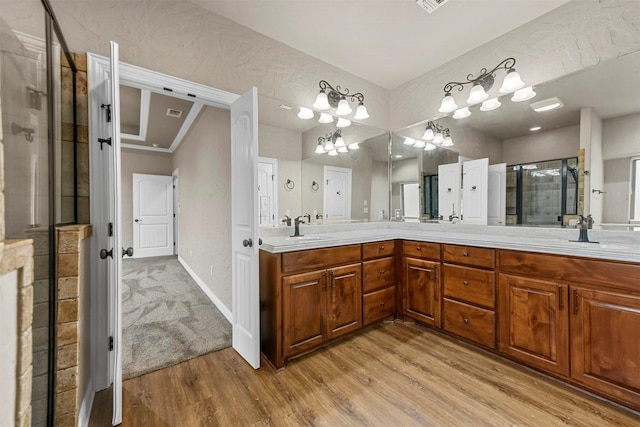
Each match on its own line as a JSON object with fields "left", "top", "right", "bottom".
{"left": 416, "top": 246, "right": 421, "bottom": 250}
{"left": 380, "top": 270, "right": 385, "bottom": 275}
{"left": 463, "top": 252, "right": 468, "bottom": 257}
{"left": 463, "top": 280, "right": 469, "bottom": 286}
{"left": 379, "top": 246, "right": 385, "bottom": 250}
{"left": 380, "top": 301, "right": 385, "bottom": 306}
{"left": 463, "top": 318, "right": 469, "bottom": 324}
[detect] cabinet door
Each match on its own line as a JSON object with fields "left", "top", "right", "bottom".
{"left": 282, "top": 270, "right": 326, "bottom": 357}
{"left": 571, "top": 288, "right": 640, "bottom": 409}
{"left": 327, "top": 263, "right": 362, "bottom": 339}
{"left": 498, "top": 274, "right": 569, "bottom": 376}
{"left": 403, "top": 257, "right": 440, "bottom": 327}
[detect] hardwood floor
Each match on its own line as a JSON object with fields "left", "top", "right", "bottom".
{"left": 89, "top": 322, "right": 639, "bottom": 426}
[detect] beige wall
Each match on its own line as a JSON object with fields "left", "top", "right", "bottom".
{"left": 121, "top": 149, "right": 174, "bottom": 249}
{"left": 172, "top": 106, "right": 232, "bottom": 309}
{"left": 390, "top": 1, "right": 640, "bottom": 130}
{"left": 502, "top": 125, "right": 580, "bottom": 166}
{"left": 603, "top": 112, "right": 640, "bottom": 160}
{"left": 258, "top": 124, "right": 302, "bottom": 220}
{"left": 603, "top": 158, "right": 632, "bottom": 223}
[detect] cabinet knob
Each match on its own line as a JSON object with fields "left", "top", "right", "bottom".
{"left": 380, "top": 301, "right": 385, "bottom": 306}
{"left": 463, "top": 251, "right": 468, "bottom": 257}
{"left": 379, "top": 246, "right": 385, "bottom": 251}
{"left": 379, "top": 270, "right": 385, "bottom": 275}
{"left": 463, "top": 280, "right": 469, "bottom": 286}
{"left": 463, "top": 318, "right": 469, "bottom": 324}
{"left": 416, "top": 246, "right": 421, "bottom": 251}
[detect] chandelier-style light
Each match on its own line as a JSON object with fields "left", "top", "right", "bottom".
{"left": 313, "top": 80, "right": 370, "bottom": 120}
{"left": 314, "top": 129, "right": 353, "bottom": 155}
{"left": 421, "top": 121, "right": 453, "bottom": 147}
{"left": 439, "top": 57, "right": 528, "bottom": 114}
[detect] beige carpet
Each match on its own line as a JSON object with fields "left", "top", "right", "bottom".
{"left": 121, "top": 256, "right": 231, "bottom": 379}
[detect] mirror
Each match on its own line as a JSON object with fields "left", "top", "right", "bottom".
{"left": 392, "top": 51, "right": 640, "bottom": 229}
{"left": 258, "top": 95, "right": 389, "bottom": 226}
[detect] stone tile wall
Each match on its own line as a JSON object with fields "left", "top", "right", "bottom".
{"left": 55, "top": 225, "right": 92, "bottom": 426}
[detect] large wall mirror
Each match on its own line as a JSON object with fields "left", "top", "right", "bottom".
{"left": 258, "top": 95, "right": 389, "bottom": 226}
{"left": 392, "top": 51, "right": 640, "bottom": 230}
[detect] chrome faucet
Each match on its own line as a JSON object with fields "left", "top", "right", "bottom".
{"left": 291, "top": 216, "right": 305, "bottom": 237}
{"left": 574, "top": 214, "right": 597, "bottom": 243}
{"left": 303, "top": 213, "right": 312, "bottom": 224}
{"left": 282, "top": 215, "right": 291, "bottom": 226}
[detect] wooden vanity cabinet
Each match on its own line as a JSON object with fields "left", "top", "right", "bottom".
{"left": 362, "top": 240, "right": 396, "bottom": 325}
{"left": 499, "top": 250, "right": 640, "bottom": 409}
{"left": 402, "top": 241, "right": 441, "bottom": 327}
{"left": 442, "top": 244, "right": 496, "bottom": 349}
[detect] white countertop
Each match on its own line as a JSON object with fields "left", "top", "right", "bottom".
{"left": 260, "top": 222, "right": 640, "bottom": 263}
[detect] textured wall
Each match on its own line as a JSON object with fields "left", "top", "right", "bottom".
{"left": 503, "top": 125, "right": 580, "bottom": 165}
{"left": 120, "top": 149, "right": 174, "bottom": 249}
{"left": 172, "top": 106, "right": 232, "bottom": 309}
{"left": 42, "top": 0, "right": 390, "bottom": 130}
{"left": 391, "top": 0, "right": 640, "bottom": 130}
{"left": 603, "top": 112, "right": 640, "bottom": 159}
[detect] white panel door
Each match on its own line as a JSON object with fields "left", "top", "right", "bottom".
{"left": 463, "top": 158, "right": 489, "bottom": 225}
{"left": 258, "top": 158, "right": 277, "bottom": 227}
{"left": 323, "top": 166, "right": 352, "bottom": 220}
{"left": 438, "top": 162, "right": 461, "bottom": 220}
{"left": 108, "top": 41, "right": 123, "bottom": 426}
{"left": 231, "top": 88, "right": 260, "bottom": 369}
{"left": 488, "top": 163, "right": 507, "bottom": 225}
{"left": 402, "top": 182, "right": 420, "bottom": 220}
{"left": 132, "top": 173, "right": 174, "bottom": 258}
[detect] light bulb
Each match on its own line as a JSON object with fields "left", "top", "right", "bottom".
{"left": 414, "top": 139, "right": 426, "bottom": 148}
{"left": 315, "top": 143, "right": 325, "bottom": 154}
{"left": 442, "top": 136, "right": 454, "bottom": 147}
{"left": 337, "top": 146, "right": 348, "bottom": 153}
{"left": 438, "top": 93, "right": 458, "bottom": 113}
{"left": 452, "top": 107, "right": 471, "bottom": 119}
{"left": 336, "top": 118, "right": 351, "bottom": 128}
{"left": 424, "top": 143, "right": 436, "bottom": 151}
{"left": 324, "top": 141, "right": 334, "bottom": 151}
{"left": 433, "top": 132, "right": 444, "bottom": 144}
{"left": 422, "top": 128, "right": 435, "bottom": 140}
{"left": 480, "top": 98, "right": 501, "bottom": 112}
{"left": 499, "top": 69, "right": 525, "bottom": 93}
{"left": 348, "top": 142, "right": 360, "bottom": 150}
{"left": 404, "top": 137, "right": 416, "bottom": 146}
{"left": 313, "top": 90, "right": 331, "bottom": 110}
{"left": 335, "top": 98, "right": 352, "bottom": 116}
{"left": 297, "top": 107, "right": 314, "bottom": 119}
{"left": 328, "top": 149, "right": 338, "bottom": 156}
{"left": 353, "top": 103, "right": 370, "bottom": 120}
{"left": 511, "top": 86, "right": 536, "bottom": 102}
{"left": 334, "top": 136, "right": 345, "bottom": 147}
{"left": 318, "top": 113, "right": 334, "bottom": 123}
{"left": 466, "top": 83, "right": 488, "bottom": 105}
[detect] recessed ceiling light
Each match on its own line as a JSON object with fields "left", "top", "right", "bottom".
{"left": 529, "top": 126, "right": 542, "bottom": 131}
{"left": 395, "top": 155, "right": 403, "bottom": 158}
{"left": 279, "top": 104, "right": 293, "bottom": 110}
{"left": 152, "top": 143, "right": 159, "bottom": 147}
{"left": 530, "top": 97, "right": 564, "bottom": 113}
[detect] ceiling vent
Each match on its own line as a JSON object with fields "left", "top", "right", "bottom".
{"left": 416, "top": 0, "right": 450, "bottom": 14}
{"left": 166, "top": 108, "right": 183, "bottom": 118}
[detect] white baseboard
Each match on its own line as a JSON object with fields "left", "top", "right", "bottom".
{"left": 77, "top": 379, "right": 94, "bottom": 427}
{"left": 178, "top": 256, "right": 232, "bottom": 323}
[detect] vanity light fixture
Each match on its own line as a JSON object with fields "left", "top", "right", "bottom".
{"left": 439, "top": 57, "right": 525, "bottom": 114}
{"left": 336, "top": 117, "right": 351, "bottom": 128}
{"left": 480, "top": 97, "right": 501, "bottom": 112}
{"left": 404, "top": 137, "right": 416, "bottom": 146}
{"left": 316, "top": 129, "right": 351, "bottom": 155}
{"left": 424, "top": 142, "right": 437, "bottom": 151}
{"left": 318, "top": 113, "right": 334, "bottom": 124}
{"left": 422, "top": 121, "right": 452, "bottom": 146}
{"left": 347, "top": 142, "right": 360, "bottom": 150}
{"left": 297, "top": 107, "right": 314, "bottom": 119}
{"left": 414, "top": 139, "right": 426, "bottom": 148}
{"left": 312, "top": 80, "right": 369, "bottom": 120}
{"left": 530, "top": 97, "right": 564, "bottom": 113}
{"left": 452, "top": 107, "right": 472, "bottom": 119}
{"left": 511, "top": 86, "right": 536, "bottom": 102}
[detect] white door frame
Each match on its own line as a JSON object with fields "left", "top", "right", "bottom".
{"left": 88, "top": 54, "right": 256, "bottom": 396}
{"left": 173, "top": 169, "right": 179, "bottom": 255}
{"left": 258, "top": 157, "right": 278, "bottom": 227}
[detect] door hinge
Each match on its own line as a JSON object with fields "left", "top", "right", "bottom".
{"left": 101, "top": 103, "right": 112, "bottom": 122}
{"left": 173, "top": 185, "right": 175, "bottom": 189}
{"left": 108, "top": 222, "right": 113, "bottom": 237}
{"left": 98, "top": 137, "right": 112, "bottom": 150}
{"left": 173, "top": 242, "right": 176, "bottom": 246}
{"left": 109, "top": 336, "right": 114, "bottom": 351}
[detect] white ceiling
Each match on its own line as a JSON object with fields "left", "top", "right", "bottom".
{"left": 189, "top": 0, "right": 569, "bottom": 89}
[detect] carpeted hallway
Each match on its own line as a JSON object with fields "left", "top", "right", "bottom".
{"left": 121, "top": 256, "right": 231, "bottom": 379}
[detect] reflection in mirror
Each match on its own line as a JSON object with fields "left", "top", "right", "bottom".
{"left": 392, "top": 51, "right": 640, "bottom": 229}
{"left": 258, "top": 95, "right": 389, "bottom": 226}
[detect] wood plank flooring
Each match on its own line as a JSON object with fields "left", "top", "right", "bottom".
{"left": 89, "top": 322, "right": 639, "bottom": 426}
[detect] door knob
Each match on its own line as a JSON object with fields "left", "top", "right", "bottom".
{"left": 99, "top": 248, "right": 113, "bottom": 259}
{"left": 122, "top": 247, "right": 134, "bottom": 257}
{"left": 134, "top": 219, "right": 141, "bottom": 223}
{"left": 243, "top": 238, "right": 253, "bottom": 248}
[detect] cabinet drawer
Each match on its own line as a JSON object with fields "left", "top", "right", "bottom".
{"left": 402, "top": 240, "right": 440, "bottom": 260}
{"left": 282, "top": 244, "right": 361, "bottom": 273}
{"left": 363, "top": 257, "right": 395, "bottom": 292}
{"left": 363, "top": 286, "right": 396, "bottom": 325}
{"left": 443, "top": 264, "right": 495, "bottom": 309}
{"left": 363, "top": 240, "right": 395, "bottom": 259}
{"left": 443, "top": 244, "right": 494, "bottom": 269}
{"left": 443, "top": 299, "right": 495, "bottom": 349}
